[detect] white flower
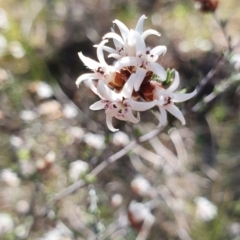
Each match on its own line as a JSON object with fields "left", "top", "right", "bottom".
{"left": 0, "top": 213, "right": 14, "bottom": 235}
{"left": 131, "top": 175, "right": 151, "bottom": 196}
{"left": 75, "top": 15, "right": 196, "bottom": 131}
{"left": 102, "top": 15, "right": 167, "bottom": 87}
{"left": 112, "top": 131, "right": 130, "bottom": 146}
{"left": 103, "top": 15, "right": 161, "bottom": 59}
{"left": 128, "top": 201, "right": 155, "bottom": 231}
{"left": 84, "top": 133, "right": 105, "bottom": 149}
{"left": 68, "top": 160, "right": 89, "bottom": 182}
{"left": 1, "top": 169, "right": 20, "bottom": 187}
{"left": 154, "top": 71, "right": 197, "bottom": 127}
{"left": 89, "top": 73, "right": 156, "bottom": 132}
{"left": 76, "top": 40, "right": 116, "bottom": 87}
{"left": 195, "top": 197, "right": 217, "bottom": 222}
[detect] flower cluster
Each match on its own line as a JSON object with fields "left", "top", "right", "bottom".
{"left": 76, "top": 15, "right": 196, "bottom": 132}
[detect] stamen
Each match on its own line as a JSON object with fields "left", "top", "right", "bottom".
{"left": 97, "top": 67, "right": 105, "bottom": 75}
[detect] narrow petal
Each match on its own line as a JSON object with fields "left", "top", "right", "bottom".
{"left": 142, "top": 29, "right": 161, "bottom": 40}
{"left": 135, "top": 31, "right": 146, "bottom": 56}
{"left": 97, "top": 40, "right": 108, "bottom": 66}
{"left": 88, "top": 80, "right": 98, "bottom": 95}
{"left": 113, "top": 19, "right": 129, "bottom": 42}
{"left": 166, "top": 104, "right": 186, "bottom": 125}
{"left": 106, "top": 115, "right": 119, "bottom": 132}
{"left": 103, "top": 32, "right": 125, "bottom": 46}
{"left": 108, "top": 53, "right": 121, "bottom": 59}
{"left": 135, "top": 15, "right": 147, "bottom": 34}
{"left": 167, "top": 70, "right": 180, "bottom": 92}
{"left": 149, "top": 62, "right": 166, "bottom": 81}
{"left": 125, "top": 110, "right": 140, "bottom": 123}
{"left": 103, "top": 45, "right": 118, "bottom": 54}
{"left": 97, "top": 80, "right": 118, "bottom": 101}
{"left": 90, "top": 100, "right": 105, "bottom": 110}
{"left": 122, "top": 73, "right": 136, "bottom": 98}
{"left": 172, "top": 89, "right": 197, "bottom": 102}
{"left": 157, "top": 107, "right": 167, "bottom": 127}
{"left": 134, "top": 67, "right": 147, "bottom": 91}
{"left": 114, "top": 56, "right": 137, "bottom": 69}
{"left": 78, "top": 52, "right": 100, "bottom": 70}
{"left": 76, "top": 73, "right": 96, "bottom": 87}
{"left": 150, "top": 45, "right": 167, "bottom": 57}
{"left": 130, "top": 100, "right": 156, "bottom": 111}
{"left": 126, "top": 30, "right": 137, "bottom": 56}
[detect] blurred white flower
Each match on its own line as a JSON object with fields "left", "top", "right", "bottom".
{"left": 0, "top": 34, "right": 7, "bottom": 56}
{"left": 195, "top": 197, "right": 218, "bottom": 222}
{"left": 20, "top": 110, "right": 37, "bottom": 122}
{"left": 39, "top": 221, "right": 73, "bottom": 240}
{"left": 62, "top": 104, "right": 78, "bottom": 118}
{"left": 0, "top": 8, "right": 9, "bottom": 30}
{"left": 9, "top": 135, "right": 24, "bottom": 148}
{"left": 128, "top": 201, "right": 155, "bottom": 231}
{"left": 1, "top": 169, "right": 20, "bottom": 187}
{"left": 36, "top": 82, "right": 54, "bottom": 99}
{"left": 231, "top": 53, "right": 240, "bottom": 71}
{"left": 68, "top": 126, "right": 85, "bottom": 140}
{"left": 0, "top": 213, "right": 14, "bottom": 235}
{"left": 15, "top": 224, "right": 28, "bottom": 239}
{"left": 8, "top": 41, "right": 25, "bottom": 58}
{"left": 68, "top": 160, "right": 89, "bottom": 182}
{"left": 131, "top": 176, "right": 151, "bottom": 196}
{"left": 84, "top": 132, "right": 105, "bottom": 149}
{"left": 112, "top": 131, "right": 130, "bottom": 146}
{"left": 15, "top": 200, "right": 30, "bottom": 214}
{"left": 228, "top": 222, "right": 240, "bottom": 237}
{"left": 111, "top": 193, "right": 123, "bottom": 208}
{"left": 19, "top": 159, "right": 36, "bottom": 177}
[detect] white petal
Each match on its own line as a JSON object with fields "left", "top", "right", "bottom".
{"left": 157, "top": 107, "right": 167, "bottom": 127}
{"left": 122, "top": 73, "right": 136, "bottom": 98}
{"left": 114, "top": 56, "right": 137, "bottom": 69}
{"left": 76, "top": 73, "right": 96, "bottom": 87}
{"left": 135, "top": 31, "right": 146, "bottom": 55}
{"left": 97, "top": 80, "right": 118, "bottom": 101}
{"left": 108, "top": 53, "right": 121, "bottom": 59}
{"left": 88, "top": 80, "right": 98, "bottom": 95}
{"left": 97, "top": 40, "right": 108, "bottom": 66}
{"left": 106, "top": 115, "right": 119, "bottom": 132}
{"left": 130, "top": 100, "right": 156, "bottom": 111}
{"left": 166, "top": 104, "right": 186, "bottom": 125}
{"left": 103, "top": 45, "right": 118, "bottom": 54}
{"left": 78, "top": 52, "right": 100, "bottom": 70}
{"left": 149, "top": 62, "right": 166, "bottom": 81}
{"left": 167, "top": 70, "right": 180, "bottom": 92}
{"left": 172, "top": 89, "right": 197, "bottom": 102}
{"left": 142, "top": 29, "right": 161, "bottom": 40}
{"left": 103, "top": 32, "right": 125, "bottom": 46}
{"left": 90, "top": 100, "right": 105, "bottom": 110}
{"left": 126, "top": 30, "right": 137, "bottom": 56}
{"left": 150, "top": 45, "right": 167, "bottom": 57}
{"left": 113, "top": 19, "right": 129, "bottom": 42}
{"left": 134, "top": 68, "right": 147, "bottom": 91}
{"left": 135, "top": 15, "right": 147, "bottom": 34}
{"left": 125, "top": 110, "right": 140, "bottom": 123}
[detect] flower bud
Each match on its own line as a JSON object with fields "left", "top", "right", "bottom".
{"left": 128, "top": 201, "right": 155, "bottom": 232}
{"left": 194, "top": 0, "right": 218, "bottom": 12}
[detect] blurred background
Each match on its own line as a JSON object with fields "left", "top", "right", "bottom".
{"left": 0, "top": 0, "right": 240, "bottom": 239}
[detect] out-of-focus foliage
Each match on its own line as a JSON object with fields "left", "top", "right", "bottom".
{"left": 0, "top": 0, "right": 240, "bottom": 239}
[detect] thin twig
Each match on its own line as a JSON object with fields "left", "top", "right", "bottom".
{"left": 40, "top": 126, "right": 165, "bottom": 216}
